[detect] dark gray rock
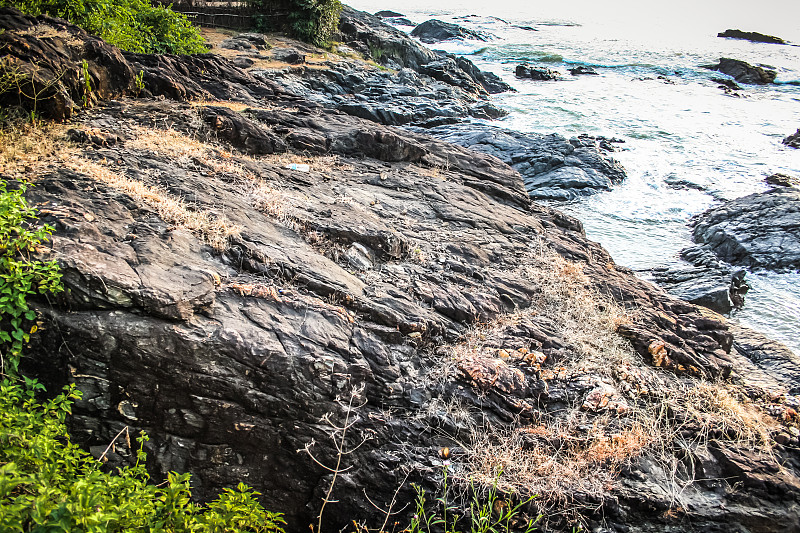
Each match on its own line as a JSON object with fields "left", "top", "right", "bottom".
{"left": 767, "top": 173, "right": 800, "bottom": 187}
{"left": 419, "top": 124, "right": 626, "bottom": 200}
{"left": 410, "top": 19, "right": 489, "bottom": 44}
{"left": 650, "top": 247, "right": 750, "bottom": 314}
{"left": 232, "top": 56, "right": 255, "bottom": 68}
{"left": 569, "top": 65, "right": 599, "bottom": 75}
{"left": 691, "top": 188, "right": 800, "bottom": 270}
{"left": 784, "top": 129, "right": 800, "bottom": 148}
{"left": 718, "top": 29, "right": 787, "bottom": 45}
{"left": 383, "top": 17, "right": 414, "bottom": 27}
{"left": 271, "top": 47, "right": 306, "bottom": 64}
{"left": 707, "top": 57, "right": 777, "bottom": 84}
{"left": 375, "top": 10, "right": 404, "bottom": 18}
{"left": 515, "top": 63, "right": 561, "bottom": 80}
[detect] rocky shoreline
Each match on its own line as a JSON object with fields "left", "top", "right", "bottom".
{"left": 3, "top": 6, "right": 800, "bottom": 532}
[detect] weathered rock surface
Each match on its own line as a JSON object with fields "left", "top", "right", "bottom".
{"left": 417, "top": 124, "right": 627, "bottom": 200}
{"left": 515, "top": 63, "right": 561, "bottom": 80}
{"left": 691, "top": 188, "right": 800, "bottom": 270}
{"left": 650, "top": 246, "right": 750, "bottom": 314}
{"left": 4, "top": 8, "right": 800, "bottom": 533}
{"left": 374, "top": 10, "right": 404, "bottom": 18}
{"left": 410, "top": 19, "right": 489, "bottom": 44}
{"left": 252, "top": 61, "right": 507, "bottom": 127}
{"left": 784, "top": 129, "right": 800, "bottom": 148}
{"left": 718, "top": 29, "right": 787, "bottom": 45}
{"left": 336, "top": 7, "right": 511, "bottom": 95}
{"left": 707, "top": 57, "right": 777, "bottom": 84}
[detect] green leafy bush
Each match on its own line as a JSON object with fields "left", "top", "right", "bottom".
{"left": 0, "top": 180, "right": 61, "bottom": 376}
{"left": 0, "top": 178, "right": 284, "bottom": 532}
{"left": 0, "top": 378, "right": 286, "bottom": 532}
{"left": 0, "top": 0, "right": 208, "bottom": 54}
{"left": 252, "top": 0, "right": 341, "bottom": 48}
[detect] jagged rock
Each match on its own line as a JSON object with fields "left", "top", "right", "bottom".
{"left": 691, "top": 188, "right": 800, "bottom": 270}
{"left": 515, "top": 63, "right": 560, "bottom": 80}
{"left": 718, "top": 29, "right": 787, "bottom": 44}
{"left": 252, "top": 62, "right": 507, "bottom": 127}
{"left": 569, "top": 66, "right": 599, "bottom": 75}
{"left": 707, "top": 57, "right": 777, "bottom": 84}
{"left": 383, "top": 17, "right": 414, "bottom": 27}
{"left": 767, "top": 173, "right": 800, "bottom": 187}
{"left": 650, "top": 248, "right": 750, "bottom": 314}
{"left": 410, "top": 19, "right": 489, "bottom": 44}
{"left": 337, "top": 7, "right": 510, "bottom": 96}
{"left": 784, "top": 129, "right": 800, "bottom": 148}
{"left": 419, "top": 124, "right": 626, "bottom": 200}
{"left": 6, "top": 9, "right": 800, "bottom": 533}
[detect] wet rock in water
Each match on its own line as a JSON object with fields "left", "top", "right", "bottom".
{"left": 707, "top": 57, "right": 776, "bottom": 84}
{"left": 569, "top": 65, "right": 599, "bottom": 75}
{"left": 718, "top": 29, "right": 787, "bottom": 45}
{"left": 375, "top": 10, "right": 404, "bottom": 18}
{"left": 712, "top": 77, "right": 742, "bottom": 91}
{"left": 271, "top": 48, "right": 306, "bottom": 64}
{"left": 336, "top": 7, "right": 510, "bottom": 96}
{"left": 410, "top": 19, "right": 489, "bottom": 43}
{"left": 650, "top": 247, "right": 750, "bottom": 314}
{"left": 784, "top": 129, "right": 800, "bottom": 148}
{"left": 383, "top": 16, "right": 415, "bottom": 27}
{"left": 766, "top": 173, "right": 800, "bottom": 187}
{"left": 419, "top": 124, "right": 626, "bottom": 200}
{"left": 691, "top": 188, "right": 800, "bottom": 270}
{"left": 515, "top": 63, "right": 561, "bottom": 80}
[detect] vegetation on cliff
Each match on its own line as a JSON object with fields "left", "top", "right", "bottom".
{"left": 0, "top": 0, "right": 207, "bottom": 53}
{"left": 0, "top": 154, "right": 283, "bottom": 532}
{"left": 251, "top": 0, "right": 342, "bottom": 47}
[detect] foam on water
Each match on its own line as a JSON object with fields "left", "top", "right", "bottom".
{"left": 350, "top": 0, "right": 800, "bottom": 353}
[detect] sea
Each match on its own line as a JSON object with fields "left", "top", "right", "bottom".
{"left": 348, "top": 0, "right": 800, "bottom": 355}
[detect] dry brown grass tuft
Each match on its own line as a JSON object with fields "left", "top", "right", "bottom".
{"left": 0, "top": 122, "right": 72, "bottom": 178}
{"left": 63, "top": 157, "right": 241, "bottom": 251}
{"left": 426, "top": 244, "right": 779, "bottom": 520}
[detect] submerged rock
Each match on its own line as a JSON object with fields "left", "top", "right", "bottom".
{"left": 784, "top": 129, "right": 800, "bottom": 148}
{"left": 569, "top": 65, "right": 599, "bottom": 76}
{"left": 691, "top": 188, "right": 800, "bottom": 270}
{"left": 410, "top": 19, "right": 489, "bottom": 43}
{"left": 718, "top": 29, "right": 787, "bottom": 45}
{"left": 515, "top": 63, "right": 561, "bottom": 80}
{"left": 708, "top": 57, "right": 777, "bottom": 84}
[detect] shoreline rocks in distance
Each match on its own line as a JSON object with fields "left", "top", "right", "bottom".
{"left": 515, "top": 62, "right": 561, "bottom": 80}
{"left": 374, "top": 10, "right": 404, "bottom": 18}
{"left": 718, "top": 29, "right": 787, "bottom": 45}
{"left": 569, "top": 65, "right": 599, "bottom": 76}
{"left": 410, "top": 19, "right": 489, "bottom": 44}
{"left": 705, "top": 57, "right": 777, "bottom": 84}
{"left": 784, "top": 129, "right": 800, "bottom": 148}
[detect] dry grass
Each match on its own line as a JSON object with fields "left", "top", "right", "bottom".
{"left": 423, "top": 244, "right": 780, "bottom": 521}
{"left": 63, "top": 157, "right": 241, "bottom": 251}
{"left": 0, "top": 122, "right": 72, "bottom": 178}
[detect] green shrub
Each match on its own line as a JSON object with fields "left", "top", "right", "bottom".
{"left": 252, "top": 0, "right": 341, "bottom": 48}
{"left": 0, "top": 178, "right": 284, "bottom": 532}
{"left": 0, "top": 378, "right": 286, "bottom": 532}
{"left": 0, "top": 180, "right": 61, "bottom": 377}
{"left": 0, "top": 0, "right": 208, "bottom": 54}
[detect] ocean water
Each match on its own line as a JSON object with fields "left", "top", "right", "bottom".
{"left": 349, "top": 0, "right": 800, "bottom": 354}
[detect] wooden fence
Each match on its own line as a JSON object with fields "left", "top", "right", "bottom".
{"left": 155, "top": 1, "right": 289, "bottom": 30}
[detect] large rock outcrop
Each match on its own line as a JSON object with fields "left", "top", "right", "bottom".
{"left": 418, "top": 124, "right": 627, "bottom": 200}
{"left": 718, "top": 29, "right": 787, "bottom": 45}
{"left": 707, "top": 57, "right": 777, "bottom": 85}
{"left": 691, "top": 188, "right": 800, "bottom": 270}
{"left": 3, "top": 8, "right": 800, "bottom": 533}
{"left": 410, "top": 19, "right": 489, "bottom": 44}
